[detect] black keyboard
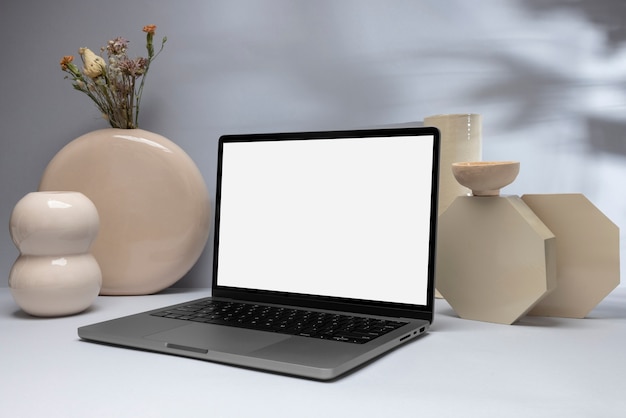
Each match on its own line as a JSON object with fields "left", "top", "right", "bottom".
{"left": 150, "top": 299, "right": 408, "bottom": 344}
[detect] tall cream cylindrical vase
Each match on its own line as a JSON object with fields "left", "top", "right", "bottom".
{"left": 423, "top": 114, "right": 482, "bottom": 215}
{"left": 424, "top": 114, "right": 482, "bottom": 298}
{"left": 9, "top": 191, "right": 102, "bottom": 317}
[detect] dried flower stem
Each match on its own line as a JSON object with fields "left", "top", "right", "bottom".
{"left": 134, "top": 32, "right": 167, "bottom": 128}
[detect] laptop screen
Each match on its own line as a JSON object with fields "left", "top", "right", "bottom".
{"left": 213, "top": 128, "right": 439, "bottom": 308}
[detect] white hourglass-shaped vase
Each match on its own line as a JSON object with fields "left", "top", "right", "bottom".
{"left": 9, "top": 191, "right": 102, "bottom": 317}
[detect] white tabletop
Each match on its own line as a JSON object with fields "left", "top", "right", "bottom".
{"left": 1, "top": 286, "right": 625, "bottom": 418}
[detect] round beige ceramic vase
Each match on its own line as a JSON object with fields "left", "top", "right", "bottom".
{"left": 9, "top": 191, "right": 102, "bottom": 316}
{"left": 39, "top": 129, "right": 211, "bottom": 295}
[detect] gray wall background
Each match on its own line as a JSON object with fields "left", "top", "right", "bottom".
{"left": 2, "top": 0, "right": 625, "bottom": 289}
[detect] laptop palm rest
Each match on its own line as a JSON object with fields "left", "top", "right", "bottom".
{"left": 145, "top": 323, "right": 290, "bottom": 355}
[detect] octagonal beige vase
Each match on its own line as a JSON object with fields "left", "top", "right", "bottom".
{"left": 522, "top": 194, "right": 620, "bottom": 318}
{"left": 437, "top": 162, "right": 557, "bottom": 324}
{"left": 9, "top": 191, "right": 102, "bottom": 316}
{"left": 437, "top": 195, "right": 557, "bottom": 325}
{"left": 39, "top": 129, "right": 211, "bottom": 295}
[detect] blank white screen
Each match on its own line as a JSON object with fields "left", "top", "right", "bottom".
{"left": 216, "top": 135, "right": 435, "bottom": 305}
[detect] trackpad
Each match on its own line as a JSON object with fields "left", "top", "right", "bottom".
{"left": 145, "top": 323, "right": 290, "bottom": 355}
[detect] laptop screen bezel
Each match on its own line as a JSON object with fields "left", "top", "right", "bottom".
{"left": 211, "top": 127, "right": 439, "bottom": 323}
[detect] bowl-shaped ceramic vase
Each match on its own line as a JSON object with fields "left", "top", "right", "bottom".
{"left": 451, "top": 161, "right": 520, "bottom": 197}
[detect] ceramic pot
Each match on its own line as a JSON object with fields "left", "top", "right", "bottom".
{"left": 9, "top": 191, "right": 102, "bottom": 316}
{"left": 451, "top": 161, "right": 520, "bottom": 197}
{"left": 38, "top": 129, "right": 211, "bottom": 295}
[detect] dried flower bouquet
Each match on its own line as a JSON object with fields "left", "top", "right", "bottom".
{"left": 60, "top": 25, "right": 167, "bottom": 129}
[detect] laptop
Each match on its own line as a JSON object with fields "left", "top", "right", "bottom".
{"left": 78, "top": 126, "right": 440, "bottom": 381}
